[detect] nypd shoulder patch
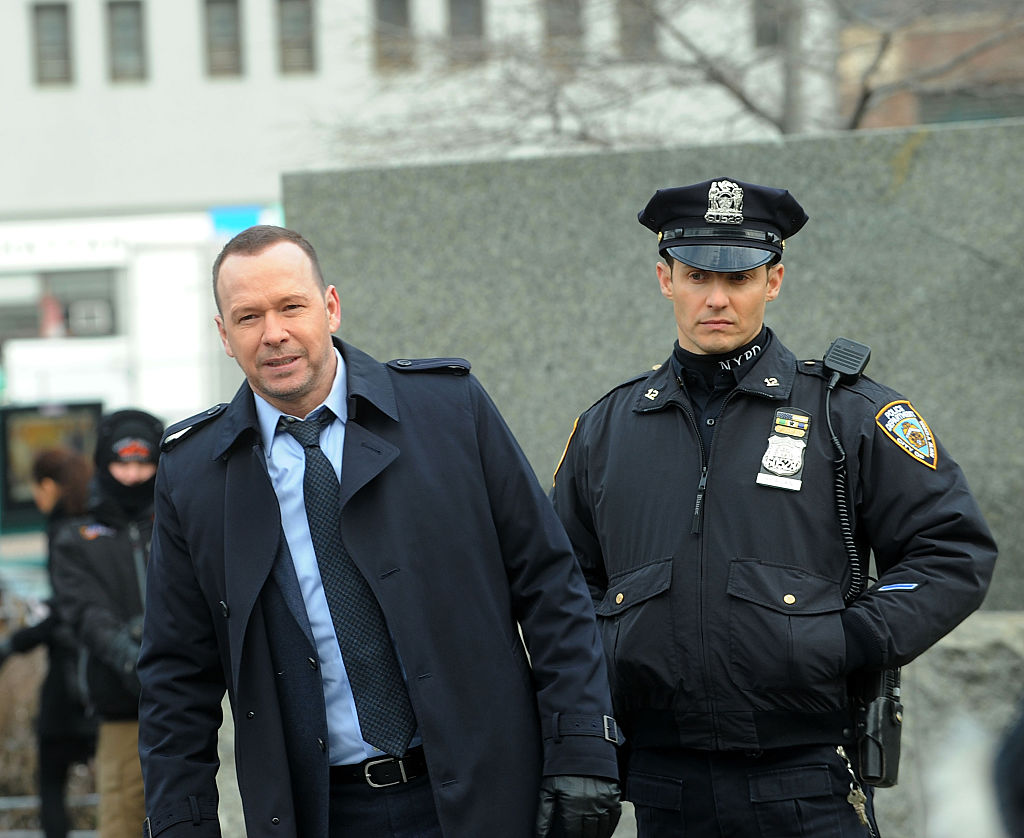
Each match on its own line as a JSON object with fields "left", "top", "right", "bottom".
{"left": 875, "top": 400, "right": 937, "bottom": 469}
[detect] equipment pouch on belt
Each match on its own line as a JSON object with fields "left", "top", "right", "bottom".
{"left": 851, "top": 667, "right": 903, "bottom": 787}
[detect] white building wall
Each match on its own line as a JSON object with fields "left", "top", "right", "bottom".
{"left": 2, "top": 0, "right": 384, "bottom": 218}
{"left": 0, "top": 213, "right": 231, "bottom": 423}
{"left": 0, "top": 0, "right": 838, "bottom": 423}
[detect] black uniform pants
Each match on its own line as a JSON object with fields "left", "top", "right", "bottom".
{"left": 328, "top": 772, "right": 441, "bottom": 838}
{"left": 626, "top": 745, "right": 880, "bottom": 837}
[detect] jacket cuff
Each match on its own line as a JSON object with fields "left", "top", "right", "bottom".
{"left": 541, "top": 713, "right": 621, "bottom": 781}
{"left": 841, "top": 608, "right": 886, "bottom": 672}
{"left": 143, "top": 797, "right": 220, "bottom": 837}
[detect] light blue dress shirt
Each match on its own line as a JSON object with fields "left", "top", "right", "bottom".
{"left": 254, "top": 348, "right": 384, "bottom": 765}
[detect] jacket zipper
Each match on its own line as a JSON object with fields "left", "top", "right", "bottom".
{"left": 691, "top": 468, "right": 708, "bottom": 534}
{"left": 679, "top": 382, "right": 746, "bottom": 749}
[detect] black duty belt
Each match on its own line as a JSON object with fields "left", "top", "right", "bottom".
{"left": 330, "top": 746, "right": 428, "bottom": 788}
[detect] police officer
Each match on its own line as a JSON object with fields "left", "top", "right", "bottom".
{"left": 550, "top": 177, "right": 997, "bottom": 836}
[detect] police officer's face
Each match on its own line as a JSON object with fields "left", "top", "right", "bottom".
{"left": 656, "top": 259, "right": 783, "bottom": 355}
{"left": 215, "top": 241, "right": 341, "bottom": 419}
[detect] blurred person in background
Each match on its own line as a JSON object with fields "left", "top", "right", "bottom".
{"left": 995, "top": 707, "right": 1024, "bottom": 837}
{"left": 0, "top": 448, "right": 97, "bottom": 838}
{"left": 51, "top": 410, "right": 164, "bottom": 838}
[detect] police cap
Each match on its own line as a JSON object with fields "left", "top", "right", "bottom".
{"left": 638, "top": 177, "right": 808, "bottom": 272}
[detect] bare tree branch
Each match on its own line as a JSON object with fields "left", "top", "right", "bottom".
{"left": 325, "top": 0, "right": 1024, "bottom": 165}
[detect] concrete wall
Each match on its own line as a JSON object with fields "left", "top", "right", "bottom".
{"left": 282, "top": 117, "right": 1023, "bottom": 611}
{"left": 281, "top": 119, "right": 1024, "bottom": 836}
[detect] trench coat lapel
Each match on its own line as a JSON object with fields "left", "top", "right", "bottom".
{"left": 336, "top": 339, "right": 400, "bottom": 510}
{"left": 223, "top": 439, "right": 282, "bottom": 693}
{"left": 338, "top": 421, "right": 398, "bottom": 511}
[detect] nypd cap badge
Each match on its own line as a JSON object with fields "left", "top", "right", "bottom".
{"left": 705, "top": 180, "right": 745, "bottom": 225}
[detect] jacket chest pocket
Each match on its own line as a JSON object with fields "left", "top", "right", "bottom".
{"left": 727, "top": 559, "right": 845, "bottom": 693}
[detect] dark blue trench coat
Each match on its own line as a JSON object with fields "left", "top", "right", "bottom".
{"left": 138, "top": 340, "right": 618, "bottom": 837}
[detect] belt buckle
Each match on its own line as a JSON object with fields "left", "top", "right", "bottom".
{"left": 364, "top": 755, "right": 407, "bottom": 788}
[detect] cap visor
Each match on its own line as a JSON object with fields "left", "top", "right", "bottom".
{"left": 665, "top": 244, "right": 774, "bottom": 272}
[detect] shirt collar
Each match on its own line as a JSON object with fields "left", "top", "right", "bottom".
{"left": 255, "top": 347, "right": 348, "bottom": 454}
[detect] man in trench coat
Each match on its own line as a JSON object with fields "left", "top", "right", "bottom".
{"left": 137, "top": 225, "right": 620, "bottom": 837}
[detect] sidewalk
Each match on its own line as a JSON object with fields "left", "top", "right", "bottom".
{"left": 0, "top": 793, "right": 97, "bottom": 838}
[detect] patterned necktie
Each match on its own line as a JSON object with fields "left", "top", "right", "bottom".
{"left": 280, "top": 409, "right": 416, "bottom": 757}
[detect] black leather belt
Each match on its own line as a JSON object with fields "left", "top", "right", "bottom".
{"left": 330, "top": 746, "right": 427, "bottom": 788}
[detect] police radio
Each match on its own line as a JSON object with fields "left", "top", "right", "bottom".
{"left": 822, "top": 337, "right": 903, "bottom": 788}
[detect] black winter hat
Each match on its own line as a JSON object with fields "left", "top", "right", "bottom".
{"left": 94, "top": 409, "right": 164, "bottom": 471}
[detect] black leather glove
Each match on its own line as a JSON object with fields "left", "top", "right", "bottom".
{"left": 535, "top": 775, "right": 621, "bottom": 838}
{"left": 107, "top": 626, "right": 142, "bottom": 695}
{"left": 0, "top": 637, "right": 11, "bottom": 669}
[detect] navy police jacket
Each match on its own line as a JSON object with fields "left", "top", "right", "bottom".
{"left": 551, "top": 329, "right": 996, "bottom": 752}
{"left": 138, "top": 339, "right": 618, "bottom": 837}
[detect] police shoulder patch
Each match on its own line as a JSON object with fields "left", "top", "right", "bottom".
{"left": 79, "top": 523, "right": 116, "bottom": 540}
{"left": 875, "top": 399, "right": 937, "bottom": 469}
{"left": 161, "top": 403, "right": 228, "bottom": 451}
{"left": 387, "top": 357, "right": 470, "bottom": 375}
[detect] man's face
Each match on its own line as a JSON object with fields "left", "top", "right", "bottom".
{"left": 656, "top": 259, "right": 783, "bottom": 355}
{"left": 214, "top": 240, "right": 341, "bottom": 418}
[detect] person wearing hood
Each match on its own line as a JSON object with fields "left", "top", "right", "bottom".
{"left": 51, "top": 408, "right": 164, "bottom": 838}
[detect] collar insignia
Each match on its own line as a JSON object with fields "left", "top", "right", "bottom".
{"left": 764, "top": 377, "right": 779, "bottom": 387}
{"left": 875, "top": 400, "right": 937, "bottom": 469}
{"left": 756, "top": 408, "right": 811, "bottom": 491}
{"left": 705, "top": 180, "right": 744, "bottom": 225}
{"left": 644, "top": 388, "right": 660, "bottom": 401}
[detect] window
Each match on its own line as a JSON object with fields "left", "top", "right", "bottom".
{"left": 448, "top": 0, "right": 485, "bottom": 63}
{"left": 374, "top": 0, "right": 413, "bottom": 71}
{"left": 32, "top": 3, "right": 73, "bottom": 85}
{"left": 204, "top": 0, "right": 243, "bottom": 76}
{"left": 617, "top": 0, "right": 655, "bottom": 60}
{"left": 918, "top": 90, "right": 1024, "bottom": 124}
{"left": 544, "top": 0, "right": 583, "bottom": 62}
{"left": 278, "top": 0, "right": 315, "bottom": 73}
{"left": 108, "top": 1, "right": 146, "bottom": 81}
{"left": 0, "top": 270, "right": 118, "bottom": 345}
{"left": 753, "top": 0, "right": 783, "bottom": 48}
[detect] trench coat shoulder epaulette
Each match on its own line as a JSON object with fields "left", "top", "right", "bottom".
{"left": 386, "top": 357, "right": 471, "bottom": 375}
{"left": 160, "top": 403, "right": 228, "bottom": 451}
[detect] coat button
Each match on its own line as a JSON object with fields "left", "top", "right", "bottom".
{"left": 220, "top": 601, "right": 229, "bottom": 617}
{"left": 396, "top": 359, "right": 412, "bottom": 366}
{"left": 783, "top": 594, "right": 797, "bottom": 605}
{"left": 246, "top": 711, "right": 255, "bottom": 719}
{"left": 615, "top": 593, "right": 624, "bottom": 604}
{"left": 308, "top": 657, "right": 318, "bottom": 670}
{"left": 271, "top": 817, "right": 280, "bottom": 825}
{"left": 318, "top": 737, "right": 326, "bottom": 752}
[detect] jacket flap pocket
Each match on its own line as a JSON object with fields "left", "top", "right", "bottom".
{"left": 727, "top": 559, "right": 842, "bottom": 615}
{"left": 596, "top": 558, "right": 672, "bottom": 617}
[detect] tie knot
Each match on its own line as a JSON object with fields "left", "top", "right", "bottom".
{"left": 279, "top": 408, "right": 334, "bottom": 448}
